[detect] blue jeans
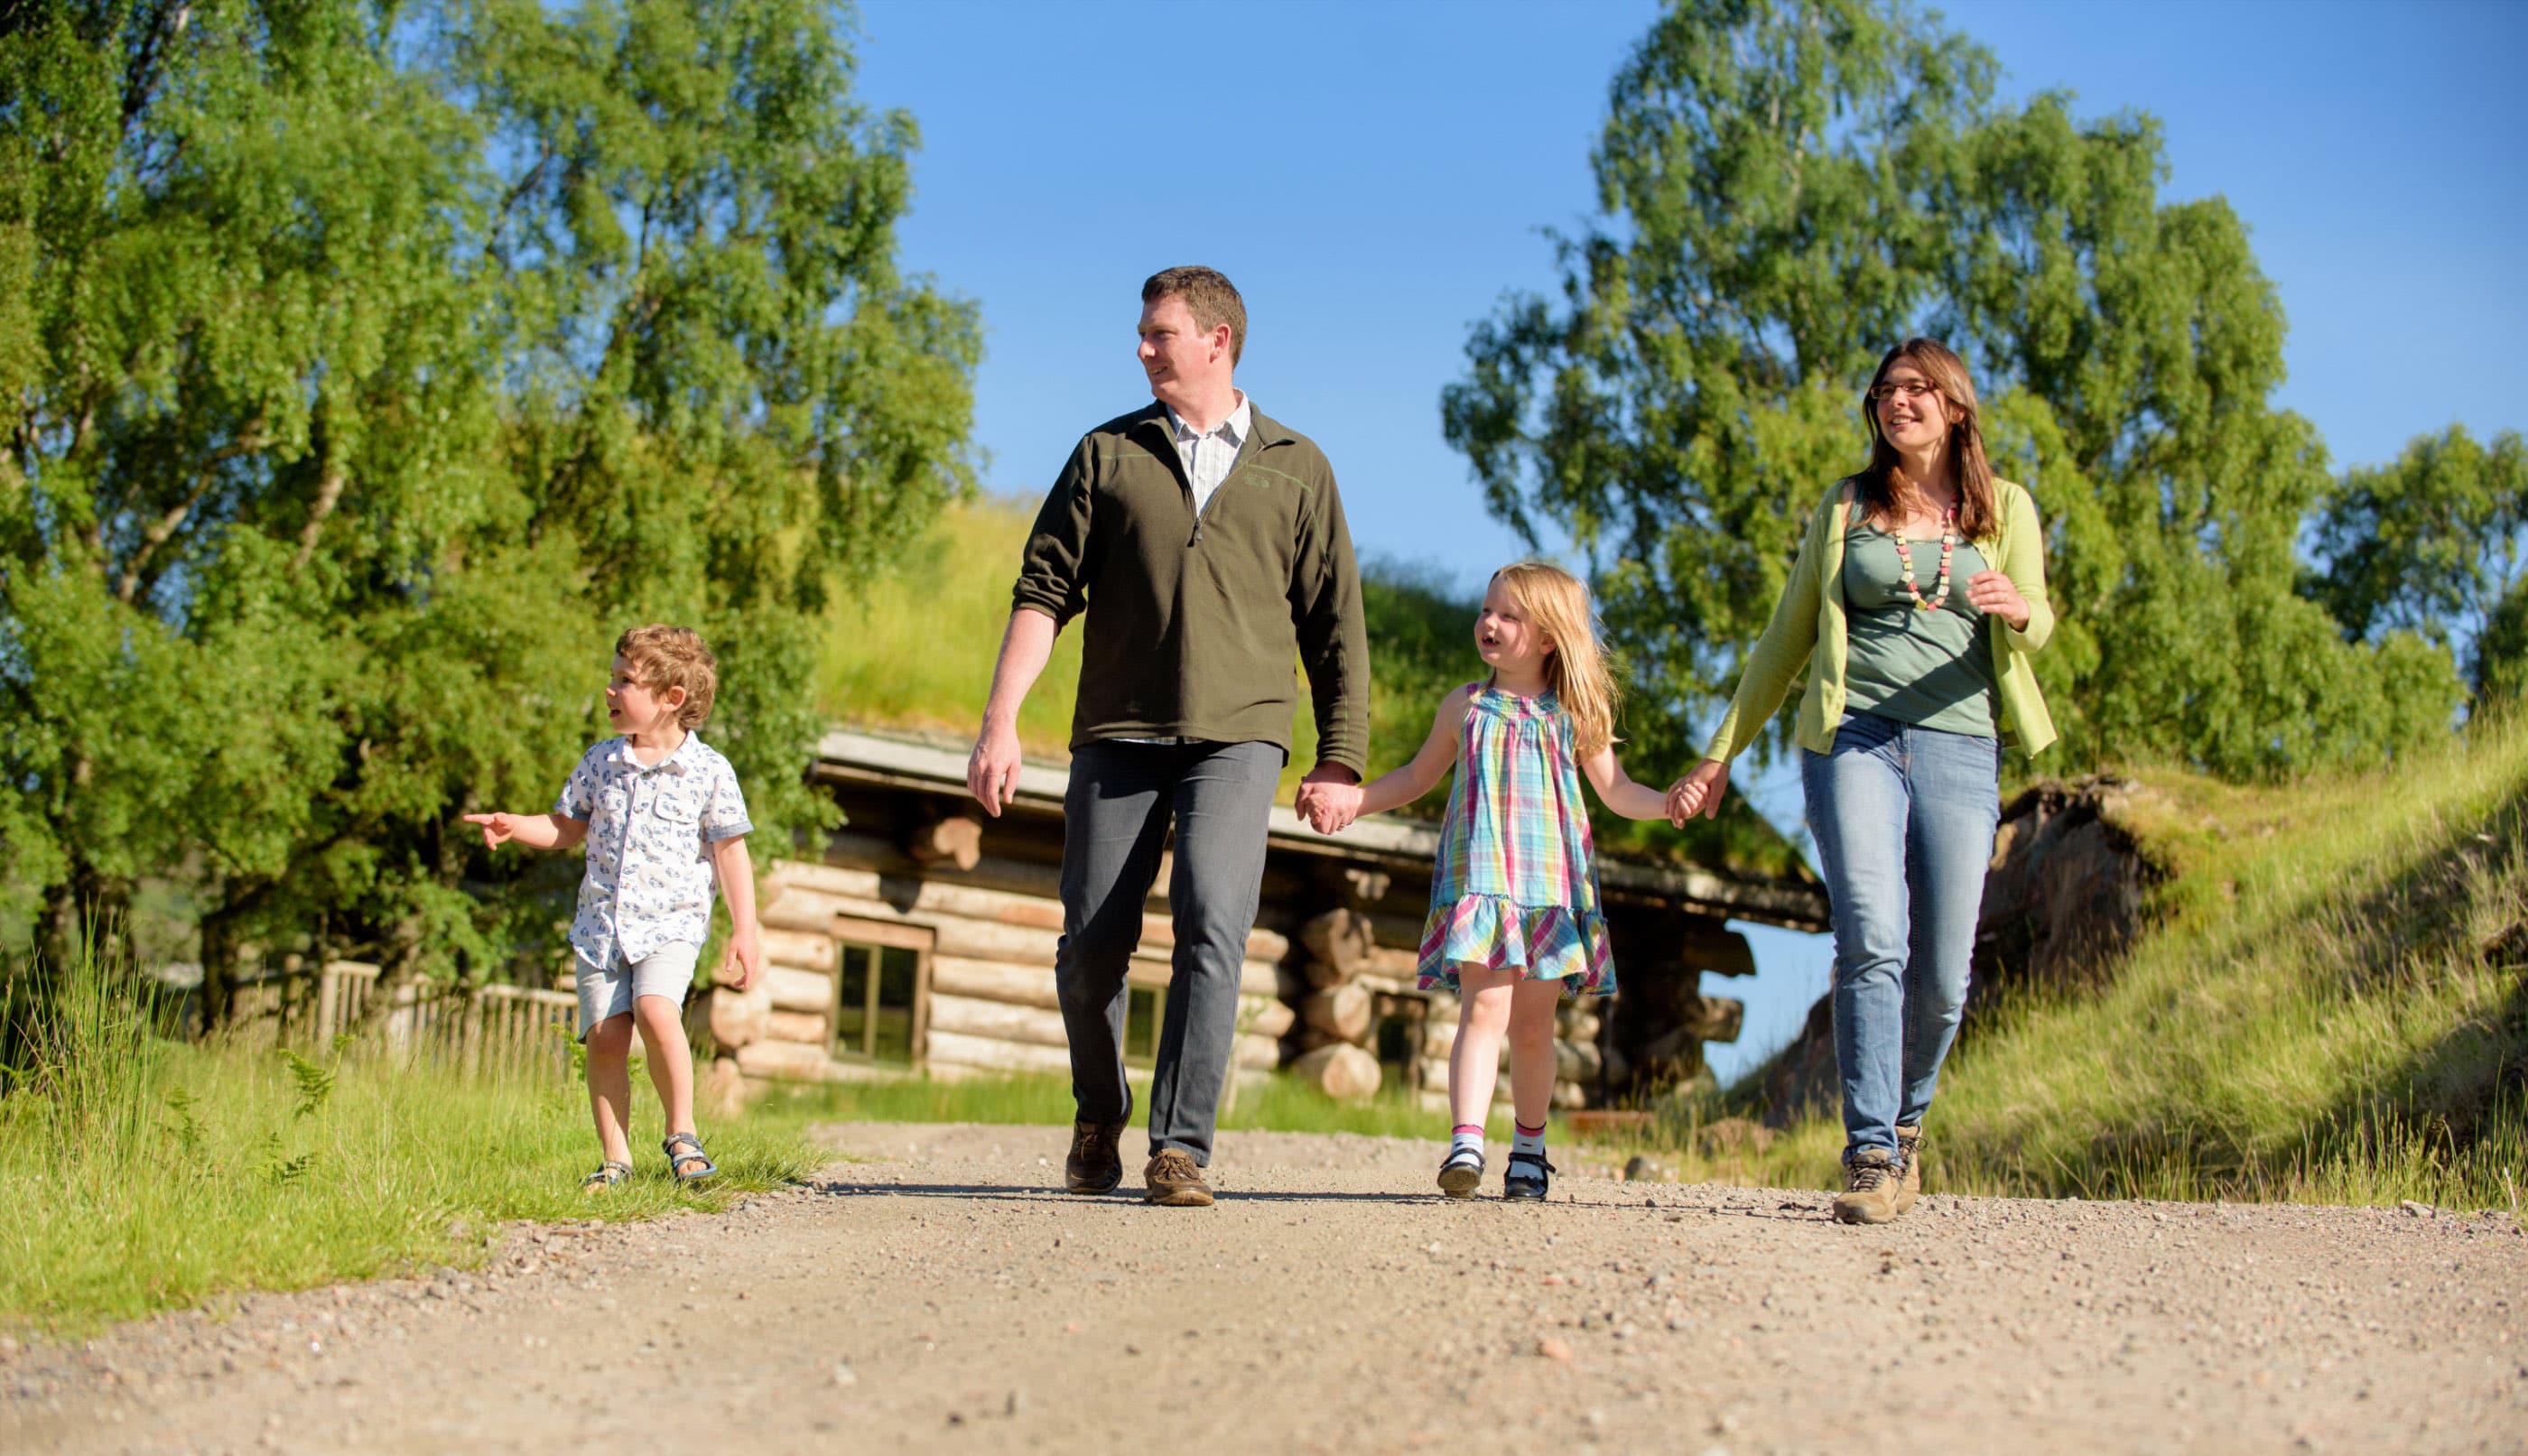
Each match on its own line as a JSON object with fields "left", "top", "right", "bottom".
{"left": 1801, "top": 712, "right": 2001, "bottom": 1157}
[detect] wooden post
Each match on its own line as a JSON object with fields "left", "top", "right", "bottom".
{"left": 460, "top": 988, "right": 485, "bottom": 1079}
{"left": 384, "top": 979, "right": 419, "bottom": 1069}
{"left": 313, "top": 969, "right": 340, "bottom": 1047}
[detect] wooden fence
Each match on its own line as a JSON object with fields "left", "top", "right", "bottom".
{"left": 220, "top": 960, "right": 578, "bottom": 1080}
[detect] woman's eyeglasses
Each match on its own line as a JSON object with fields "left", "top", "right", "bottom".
{"left": 1868, "top": 380, "right": 1941, "bottom": 403}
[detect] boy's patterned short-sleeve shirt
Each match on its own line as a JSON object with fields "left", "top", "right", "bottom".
{"left": 554, "top": 735, "right": 752, "bottom": 969}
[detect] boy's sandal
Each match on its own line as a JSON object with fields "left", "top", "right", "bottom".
{"left": 1436, "top": 1146, "right": 1485, "bottom": 1200}
{"left": 664, "top": 1132, "right": 717, "bottom": 1185}
{"left": 581, "top": 1160, "right": 632, "bottom": 1192}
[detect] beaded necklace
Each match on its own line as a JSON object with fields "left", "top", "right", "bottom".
{"left": 1889, "top": 505, "right": 1958, "bottom": 612}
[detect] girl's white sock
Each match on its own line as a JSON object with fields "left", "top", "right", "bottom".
{"left": 1449, "top": 1124, "right": 1484, "bottom": 1159}
{"left": 1511, "top": 1119, "right": 1547, "bottom": 1160}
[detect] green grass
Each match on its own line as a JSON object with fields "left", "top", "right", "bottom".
{"left": 0, "top": 951, "right": 816, "bottom": 1336}
{"left": 1592, "top": 712, "right": 2528, "bottom": 1213}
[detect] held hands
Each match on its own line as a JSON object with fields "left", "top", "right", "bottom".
{"left": 1665, "top": 760, "right": 1729, "bottom": 825}
{"left": 1296, "top": 763, "right": 1365, "bottom": 835}
{"left": 1965, "top": 570, "right": 2031, "bottom": 631}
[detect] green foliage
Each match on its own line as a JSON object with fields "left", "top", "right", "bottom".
{"left": 1444, "top": 0, "right": 2460, "bottom": 780}
{"left": 2309, "top": 424, "right": 2527, "bottom": 696}
{"left": 275, "top": 1046, "right": 334, "bottom": 1118}
{"left": 2480, "top": 579, "right": 2528, "bottom": 705}
{"left": 0, "top": 1, "right": 978, "bottom": 1000}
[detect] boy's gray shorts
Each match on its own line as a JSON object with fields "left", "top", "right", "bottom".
{"left": 574, "top": 942, "right": 702, "bottom": 1041}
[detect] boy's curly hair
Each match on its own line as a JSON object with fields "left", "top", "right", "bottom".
{"left": 615, "top": 625, "right": 719, "bottom": 730}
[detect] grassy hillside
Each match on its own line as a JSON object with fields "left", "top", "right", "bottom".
{"left": 1638, "top": 712, "right": 2528, "bottom": 1211}
{"left": 817, "top": 498, "right": 1810, "bottom": 879}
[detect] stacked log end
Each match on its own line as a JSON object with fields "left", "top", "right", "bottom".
{"left": 1281, "top": 908, "right": 1383, "bottom": 1100}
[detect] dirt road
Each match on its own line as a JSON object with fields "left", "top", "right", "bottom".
{"left": 6, "top": 1123, "right": 2522, "bottom": 1453}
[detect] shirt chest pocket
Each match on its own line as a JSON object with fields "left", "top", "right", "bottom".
{"left": 652, "top": 789, "right": 702, "bottom": 828}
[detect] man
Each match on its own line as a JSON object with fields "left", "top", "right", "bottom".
{"left": 967, "top": 265, "right": 1368, "bottom": 1207}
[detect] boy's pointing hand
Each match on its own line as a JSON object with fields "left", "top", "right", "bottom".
{"left": 461, "top": 812, "right": 515, "bottom": 849}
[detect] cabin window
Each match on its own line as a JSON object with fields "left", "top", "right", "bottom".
{"left": 831, "top": 916, "right": 934, "bottom": 1067}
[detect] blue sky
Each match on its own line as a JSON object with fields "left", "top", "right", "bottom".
{"left": 850, "top": 0, "right": 2528, "bottom": 1083}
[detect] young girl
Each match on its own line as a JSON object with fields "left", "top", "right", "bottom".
{"left": 1307, "top": 562, "right": 1674, "bottom": 1199}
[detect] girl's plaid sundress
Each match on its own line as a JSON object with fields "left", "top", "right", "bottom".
{"left": 1415, "top": 682, "right": 1615, "bottom": 996}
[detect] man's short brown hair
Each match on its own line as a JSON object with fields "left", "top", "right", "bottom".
{"left": 615, "top": 625, "right": 719, "bottom": 730}
{"left": 1141, "top": 265, "right": 1247, "bottom": 366}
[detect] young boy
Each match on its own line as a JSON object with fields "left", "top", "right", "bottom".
{"left": 464, "top": 625, "right": 763, "bottom": 1189}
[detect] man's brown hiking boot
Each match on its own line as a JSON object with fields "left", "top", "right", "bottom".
{"left": 1064, "top": 1120, "right": 1125, "bottom": 1195}
{"left": 1142, "top": 1148, "right": 1214, "bottom": 1207}
{"left": 1893, "top": 1125, "right": 1924, "bottom": 1214}
{"left": 1832, "top": 1146, "right": 1904, "bottom": 1225}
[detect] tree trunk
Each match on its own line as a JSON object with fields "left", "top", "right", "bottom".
{"left": 197, "top": 904, "right": 246, "bottom": 1034}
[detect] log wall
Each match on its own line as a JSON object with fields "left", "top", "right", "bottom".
{"left": 698, "top": 848, "right": 1290, "bottom": 1091}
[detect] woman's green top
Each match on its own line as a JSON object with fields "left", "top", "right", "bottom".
{"left": 1701, "top": 477, "right": 2057, "bottom": 764}
{"left": 1841, "top": 520, "right": 1998, "bottom": 737}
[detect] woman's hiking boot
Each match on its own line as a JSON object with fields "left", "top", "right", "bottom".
{"left": 1893, "top": 1125, "right": 1923, "bottom": 1214}
{"left": 1832, "top": 1146, "right": 1904, "bottom": 1224}
{"left": 1064, "top": 1120, "right": 1125, "bottom": 1194}
{"left": 1142, "top": 1148, "right": 1214, "bottom": 1207}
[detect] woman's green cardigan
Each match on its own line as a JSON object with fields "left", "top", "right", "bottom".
{"left": 1701, "top": 477, "right": 2058, "bottom": 764}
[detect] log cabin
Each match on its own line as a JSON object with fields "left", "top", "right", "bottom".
{"left": 693, "top": 727, "right": 1828, "bottom": 1111}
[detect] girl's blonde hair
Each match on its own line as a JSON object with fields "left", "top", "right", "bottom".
{"left": 1490, "top": 561, "right": 1620, "bottom": 756}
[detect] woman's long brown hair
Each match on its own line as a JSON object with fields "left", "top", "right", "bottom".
{"left": 1857, "top": 338, "right": 1998, "bottom": 543}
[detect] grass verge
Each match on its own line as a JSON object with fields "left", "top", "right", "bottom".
{"left": 0, "top": 951, "right": 815, "bottom": 1337}
{"left": 1590, "top": 713, "right": 2528, "bottom": 1213}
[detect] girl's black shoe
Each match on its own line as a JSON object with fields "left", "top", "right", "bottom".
{"left": 1503, "top": 1150, "right": 1554, "bottom": 1201}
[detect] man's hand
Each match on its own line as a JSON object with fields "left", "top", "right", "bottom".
{"left": 460, "top": 811, "right": 518, "bottom": 849}
{"left": 969, "top": 609, "right": 1057, "bottom": 818}
{"left": 1666, "top": 760, "right": 1730, "bottom": 824}
{"left": 717, "top": 923, "right": 763, "bottom": 993}
{"left": 967, "top": 719, "right": 1023, "bottom": 818}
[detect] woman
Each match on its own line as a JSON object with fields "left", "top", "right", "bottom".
{"left": 1668, "top": 338, "right": 2055, "bottom": 1225}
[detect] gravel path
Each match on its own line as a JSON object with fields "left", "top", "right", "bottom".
{"left": 5, "top": 1123, "right": 2523, "bottom": 1453}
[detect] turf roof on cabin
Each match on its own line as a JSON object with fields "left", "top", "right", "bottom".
{"left": 818, "top": 500, "right": 1817, "bottom": 887}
